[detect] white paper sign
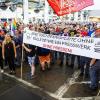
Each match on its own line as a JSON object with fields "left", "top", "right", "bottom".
{"left": 23, "top": 30, "right": 100, "bottom": 59}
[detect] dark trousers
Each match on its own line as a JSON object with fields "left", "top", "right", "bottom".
{"left": 80, "top": 57, "right": 90, "bottom": 75}
{"left": 0, "top": 57, "right": 3, "bottom": 69}
{"left": 51, "top": 51, "right": 58, "bottom": 64}
{"left": 16, "top": 48, "right": 21, "bottom": 66}
{"left": 70, "top": 55, "right": 80, "bottom": 68}
{"left": 89, "top": 67, "right": 99, "bottom": 89}
{"left": 59, "top": 52, "right": 69, "bottom": 65}
{"left": 89, "top": 60, "right": 100, "bottom": 89}
{"left": 6, "top": 56, "right": 15, "bottom": 71}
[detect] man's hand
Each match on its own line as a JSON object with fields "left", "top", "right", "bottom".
{"left": 90, "top": 59, "right": 96, "bottom": 67}
{"left": 3, "top": 56, "right": 5, "bottom": 60}
{"left": 28, "top": 49, "right": 32, "bottom": 52}
{"left": 22, "top": 43, "right": 24, "bottom": 47}
{"left": 15, "top": 54, "right": 17, "bottom": 58}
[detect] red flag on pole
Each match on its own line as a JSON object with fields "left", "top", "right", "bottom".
{"left": 47, "top": 0, "right": 94, "bottom": 16}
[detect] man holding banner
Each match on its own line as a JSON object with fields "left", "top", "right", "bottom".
{"left": 89, "top": 28, "right": 100, "bottom": 90}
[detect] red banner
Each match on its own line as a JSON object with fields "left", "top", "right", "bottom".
{"left": 47, "top": 0, "right": 94, "bottom": 16}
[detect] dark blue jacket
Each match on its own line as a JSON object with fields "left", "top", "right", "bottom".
{"left": 37, "top": 47, "right": 50, "bottom": 56}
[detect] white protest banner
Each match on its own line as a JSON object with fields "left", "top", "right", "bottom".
{"left": 23, "top": 30, "right": 100, "bottom": 59}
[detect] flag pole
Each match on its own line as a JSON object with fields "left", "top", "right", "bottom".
{"left": 20, "top": 0, "right": 24, "bottom": 79}
{"left": 21, "top": 46, "right": 24, "bottom": 79}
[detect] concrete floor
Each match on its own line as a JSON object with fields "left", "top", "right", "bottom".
{"left": 1, "top": 62, "right": 100, "bottom": 100}
{"left": 0, "top": 74, "right": 56, "bottom": 100}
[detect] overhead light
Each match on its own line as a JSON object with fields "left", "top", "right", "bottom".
{"left": 9, "top": 4, "right": 17, "bottom": 12}
{"left": 34, "top": 8, "right": 40, "bottom": 13}
{"left": 0, "top": 2, "right": 8, "bottom": 10}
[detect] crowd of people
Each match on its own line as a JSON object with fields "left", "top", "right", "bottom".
{"left": 0, "top": 21, "right": 100, "bottom": 91}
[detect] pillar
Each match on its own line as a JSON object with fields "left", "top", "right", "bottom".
{"left": 23, "top": 0, "right": 29, "bottom": 24}
{"left": 44, "top": 0, "right": 49, "bottom": 23}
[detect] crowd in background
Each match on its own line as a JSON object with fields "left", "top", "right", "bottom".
{"left": 0, "top": 20, "right": 100, "bottom": 90}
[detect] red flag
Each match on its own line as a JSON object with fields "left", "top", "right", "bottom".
{"left": 47, "top": 0, "right": 94, "bottom": 16}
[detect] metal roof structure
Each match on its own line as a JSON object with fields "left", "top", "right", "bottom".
{"left": 0, "top": 0, "right": 44, "bottom": 4}
{"left": 0, "top": 0, "right": 45, "bottom": 10}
